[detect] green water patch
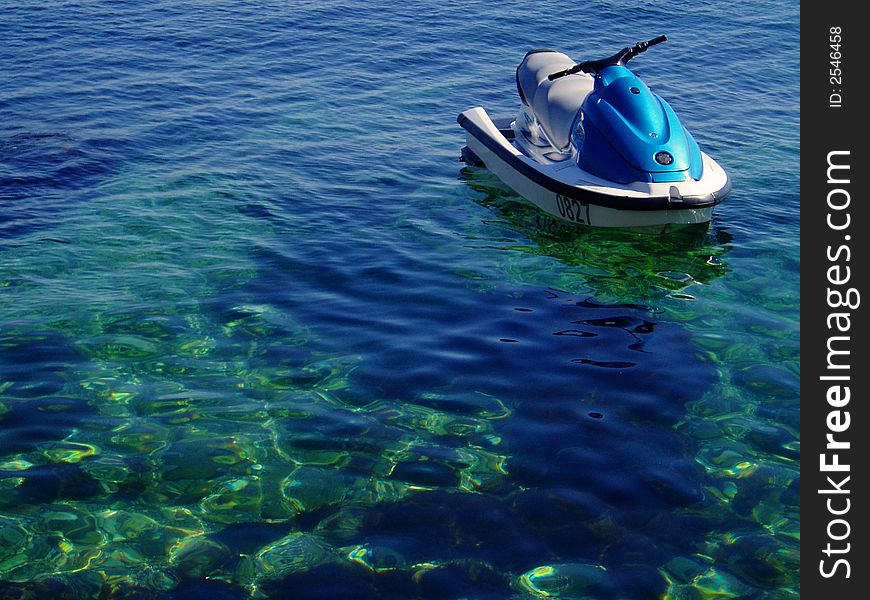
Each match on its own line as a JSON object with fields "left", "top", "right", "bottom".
{"left": 0, "top": 163, "right": 518, "bottom": 594}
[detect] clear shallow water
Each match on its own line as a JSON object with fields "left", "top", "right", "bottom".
{"left": 1, "top": 1, "right": 798, "bottom": 598}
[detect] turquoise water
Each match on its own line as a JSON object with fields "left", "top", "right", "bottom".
{"left": 1, "top": 1, "right": 798, "bottom": 598}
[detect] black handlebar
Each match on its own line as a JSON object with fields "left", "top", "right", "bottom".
{"left": 547, "top": 35, "right": 668, "bottom": 81}
{"left": 634, "top": 34, "right": 668, "bottom": 54}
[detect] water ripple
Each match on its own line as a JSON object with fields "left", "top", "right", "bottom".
{"left": 1, "top": 1, "right": 798, "bottom": 597}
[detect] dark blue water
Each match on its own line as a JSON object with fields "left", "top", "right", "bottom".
{"left": 1, "top": 1, "right": 798, "bottom": 598}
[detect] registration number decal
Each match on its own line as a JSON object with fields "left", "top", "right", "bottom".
{"left": 555, "top": 194, "right": 589, "bottom": 224}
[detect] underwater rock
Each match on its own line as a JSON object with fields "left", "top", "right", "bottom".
{"left": 516, "top": 563, "right": 616, "bottom": 598}
{"left": 660, "top": 557, "right": 754, "bottom": 599}
{"left": 157, "top": 437, "right": 256, "bottom": 503}
{"left": 294, "top": 355, "right": 360, "bottom": 391}
{"left": 85, "top": 545, "right": 150, "bottom": 584}
{"left": 108, "top": 420, "right": 172, "bottom": 454}
{"left": 174, "top": 336, "right": 218, "bottom": 360}
{"left": 80, "top": 454, "right": 148, "bottom": 495}
{"left": 695, "top": 439, "right": 758, "bottom": 479}
{"left": 77, "top": 334, "right": 164, "bottom": 361}
{"left": 456, "top": 446, "right": 510, "bottom": 493}
{"left": 199, "top": 476, "right": 264, "bottom": 524}
{"left": 280, "top": 466, "right": 353, "bottom": 515}
{"left": 272, "top": 400, "right": 397, "bottom": 469}
{"left": 259, "top": 366, "right": 329, "bottom": 389}
{"left": 752, "top": 404, "right": 799, "bottom": 430}
{"left": 152, "top": 479, "right": 213, "bottom": 506}
{"left": 715, "top": 460, "right": 799, "bottom": 520}
{"left": 675, "top": 418, "right": 724, "bottom": 441}
{"left": 93, "top": 564, "right": 176, "bottom": 597}
{"left": 254, "top": 531, "right": 334, "bottom": 580}
{"left": 380, "top": 404, "right": 490, "bottom": 439}
{"left": 231, "top": 554, "right": 258, "bottom": 588}
{"left": 706, "top": 531, "right": 800, "bottom": 590}
{"left": 98, "top": 309, "right": 187, "bottom": 342}
{"left": 684, "top": 384, "right": 750, "bottom": 419}
{"left": 314, "top": 507, "right": 367, "bottom": 543}
{"left": 276, "top": 443, "right": 352, "bottom": 468}
{"left": 41, "top": 441, "right": 99, "bottom": 464}
{"left": 97, "top": 509, "right": 161, "bottom": 543}
{"left": 343, "top": 544, "right": 407, "bottom": 572}
{"left": 0, "top": 516, "right": 32, "bottom": 579}
{"left": 32, "top": 504, "right": 105, "bottom": 547}
{"left": 168, "top": 536, "right": 234, "bottom": 581}
{"left": 751, "top": 497, "right": 800, "bottom": 543}
{"left": 345, "top": 477, "right": 412, "bottom": 507}
{"left": 376, "top": 403, "right": 507, "bottom": 464}
{"left": 660, "top": 555, "right": 709, "bottom": 584}
{"left": 410, "top": 391, "right": 511, "bottom": 420}
{"left": 159, "top": 506, "right": 206, "bottom": 533}
{"left": 95, "top": 507, "right": 204, "bottom": 559}
{"left": 720, "top": 417, "right": 799, "bottom": 461}
{"left": 129, "top": 391, "right": 195, "bottom": 420}
{"left": 0, "top": 569, "right": 107, "bottom": 600}
{"left": 256, "top": 472, "right": 300, "bottom": 522}
{"left": 1, "top": 527, "right": 103, "bottom": 583}
{"left": 94, "top": 507, "right": 209, "bottom": 560}
{"left": 218, "top": 303, "right": 310, "bottom": 344}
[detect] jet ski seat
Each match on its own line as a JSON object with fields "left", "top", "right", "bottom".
{"left": 516, "top": 50, "right": 595, "bottom": 151}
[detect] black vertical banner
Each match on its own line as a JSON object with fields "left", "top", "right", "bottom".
{"left": 802, "top": 2, "right": 867, "bottom": 597}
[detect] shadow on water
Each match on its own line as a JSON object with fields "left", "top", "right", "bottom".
{"left": 460, "top": 165, "right": 733, "bottom": 303}
{"left": 457, "top": 170, "right": 798, "bottom": 596}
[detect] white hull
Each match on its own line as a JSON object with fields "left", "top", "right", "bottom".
{"left": 459, "top": 107, "right": 729, "bottom": 229}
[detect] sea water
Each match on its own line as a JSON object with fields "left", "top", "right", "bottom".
{"left": 1, "top": 1, "right": 799, "bottom": 597}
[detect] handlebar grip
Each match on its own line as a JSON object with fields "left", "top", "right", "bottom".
{"left": 548, "top": 65, "right": 579, "bottom": 81}
{"left": 630, "top": 34, "right": 667, "bottom": 57}
{"left": 547, "top": 65, "right": 577, "bottom": 81}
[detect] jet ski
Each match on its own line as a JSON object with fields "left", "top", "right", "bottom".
{"left": 458, "top": 35, "right": 731, "bottom": 229}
